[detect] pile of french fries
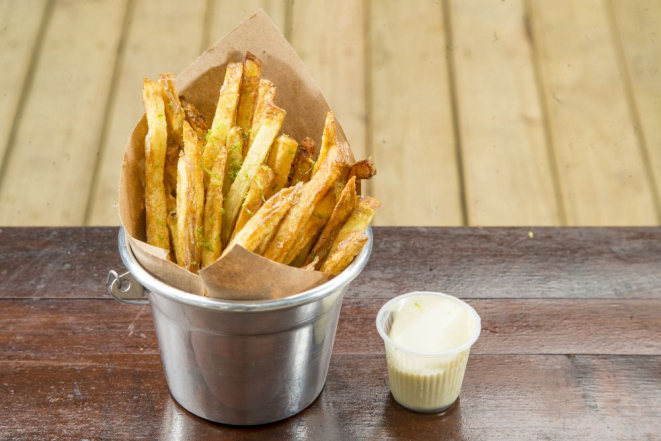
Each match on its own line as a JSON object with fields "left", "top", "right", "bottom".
{"left": 142, "top": 52, "right": 379, "bottom": 276}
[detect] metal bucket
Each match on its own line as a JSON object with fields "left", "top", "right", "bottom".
{"left": 107, "top": 227, "right": 372, "bottom": 425}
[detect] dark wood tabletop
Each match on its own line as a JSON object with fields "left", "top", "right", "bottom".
{"left": 1, "top": 227, "right": 660, "bottom": 440}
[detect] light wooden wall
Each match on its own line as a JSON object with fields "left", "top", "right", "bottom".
{"left": 0, "top": 0, "right": 659, "bottom": 227}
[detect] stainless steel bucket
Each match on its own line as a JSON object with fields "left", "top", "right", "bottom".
{"left": 107, "top": 227, "right": 372, "bottom": 425}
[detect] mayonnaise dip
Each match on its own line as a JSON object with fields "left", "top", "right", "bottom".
{"left": 379, "top": 293, "right": 480, "bottom": 412}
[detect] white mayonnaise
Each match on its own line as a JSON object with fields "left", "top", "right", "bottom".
{"left": 380, "top": 293, "right": 480, "bottom": 412}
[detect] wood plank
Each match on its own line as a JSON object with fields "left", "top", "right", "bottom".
{"left": 0, "top": 0, "right": 128, "bottom": 226}
{"left": 3, "top": 227, "right": 661, "bottom": 300}
{"left": 2, "top": 298, "right": 660, "bottom": 359}
{"left": 0, "top": 0, "right": 49, "bottom": 170}
{"left": 449, "top": 0, "right": 561, "bottom": 226}
{"left": 527, "top": 0, "right": 658, "bottom": 225}
{"left": 86, "top": 0, "right": 208, "bottom": 226}
{"left": 289, "top": 0, "right": 368, "bottom": 170}
{"left": 203, "top": 0, "right": 287, "bottom": 48}
{"left": 368, "top": 0, "right": 463, "bottom": 226}
{"left": 610, "top": 0, "right": 661, "bottom": 211}
{"left": 1, "top": 355, "right": 659, "bottom": 439}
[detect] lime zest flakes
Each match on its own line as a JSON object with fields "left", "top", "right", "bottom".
{"left": 199, "top": 163, "right": 221, "bottom": 182}
{"left": 205, "top": 129, "right": 213, "bottom": 142}
{"left": 157, "top": 113, "right": 164, "bottom": 118}
{"left": 220, "top": 207, "right": 226, "bottom": 215}
{"left": 528, "top": 231, "right": 534, "bottom": 239}
{"left": 209, "top": 212, "right": 217, "bottom": 223}
{"left": 414, "top": 302, "right": 422, "bottom": 309}
{"left": 153, "top": 161, "right": 162, "bottom": 169}
{"left": 230, "top": 141, "right": 241, "bottom": 151}
{"left": 197, "top": 226, "right": 213, "bottom": 251}
{"left": 228, "top": 160, "right": 242, "bottom": 182}
{"left": 314, "top": 212, "right": 323, "bottom": 220}
{"left": 245, "top": 207, "right": 254, "bottom": 215}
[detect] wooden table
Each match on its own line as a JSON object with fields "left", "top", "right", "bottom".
{"left": 1, "top": 227, "right": 660, "bottom": 440}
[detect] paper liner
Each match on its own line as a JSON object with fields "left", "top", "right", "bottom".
{"left": 118, "top": 10, "right": 362, "bottom": 300}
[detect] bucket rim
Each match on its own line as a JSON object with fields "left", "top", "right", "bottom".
{"left": 117, "top": 226, "right": 373, "bottom": 312}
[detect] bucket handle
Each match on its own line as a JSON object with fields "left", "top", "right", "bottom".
{"left": 107, "top": 270, "right": 148, "bottom": 305}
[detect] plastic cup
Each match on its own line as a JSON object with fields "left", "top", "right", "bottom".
{"left": 376, "top": 292, "right": 481, "bottom": 413}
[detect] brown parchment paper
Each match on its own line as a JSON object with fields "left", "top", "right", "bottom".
{"left": 119, "top": 10, "right": 358, "bottom": 300}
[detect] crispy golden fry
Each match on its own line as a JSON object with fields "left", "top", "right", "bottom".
{"left": 311, "top": 111, "right": 337, "bottom": 176}
{"left": 248, "top": 79, "right": 276, "bottom": 148}
{"left": 289, "top": 192, "right": 335, "bottom": 267}
{"left": 349, "top": 157, "right": 377, "bottom": 180}
{"left": 289, "top": 137, "right": 316, "bottom": 185}
{"left": 164, "top": 144, "right": 180, "bottom": 195}
{"left": 200, "top": 149, "right": 227, "bottom": 268}
{"left": 223, "top": 183, "right": 302, "bottom": 257}
{"left": 263, "top": 146, "right": 345, "bottom": 264}
{"left": 302, "top": 256, "right": 320, "bottom": 271}
{"left": 232, "top": 165, "right": 274, "bottom": 240}
{"left": 166, "top": 212, "right": 179, "bottom": 262}
{"left": 143, "top": 78, "right": 170, "bottom": 251}
{"left": 201, "top": 62, "right": 243, "bottom": 188}
{"left": 267, "top": 134, "right": 298, "bottom": 196}
{"left": 222, "top": 104, "right": 286, "bottom": 245}
{"left": 255, "top": 218, "right": 279, "bottom": 255}
{"left": 236, "top": 52, "right": 262, "bottom": 152}
{"left": 176, "top": 154, "right": 197, "bottom": 271}
{"left": 306, "top": 176, "right": 357, "bottom": 267}
{"left": 223, "top": 126, "right": 244, "bottom": 196}
{"left": 159, "top": 73, "right": 185, "bottom": 146}
{"left": 183, "top": 121, "right": 205, "bottom": 263}
{"left": 319, "top": 233, "right": 368, "bottom": 276}
{"left": 180, "top": 97, "right": 208, "bottom": 140}
{"left": 319, "top": 196, "right": 380, "bottom": 272}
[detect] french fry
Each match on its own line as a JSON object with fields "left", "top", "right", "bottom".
{"left": 142, "top": 78, "right": 170, "bottom": 251}
{"left": 349, "top": 157, "right": 377, "bottom": 180}
{"left": 183, "top": 121, "right": 205, "bottom": 263}
{"left": 306, "top": 176, "right": 357, "bottom": 267}
{"left": 289, "top": 191, "right": 336, "bottom": 267}
{"left": 311, "top": 111, "right": 337, "bottom": 176}
{"left": 302, "top": 256, "right": 320, "bottom": 271}
{"left": 267, "top": 134, "right": 298, "bottom": 196}
{"left": 318, "top": 196, "right": 380, "bottom": 272}
{"left": 201, "top": 62, "right": 243, "bottom": 188}
{"left": 231, "top": 165, "right": 275, "bottom": 240}
{"left": 180, "top": 97, "right": 208, "bottom": 140}
{"left": 289, "top": 137, "right": 316, "bottom": 185}
{"left": 176, "top": 154, "right": 197, "bottom": 271}
{"left": 200, "top": 150, "right": 227, "bottom": 268}
{"left": 248, "top": 79, "right": 276, "bottom": 149}
{"left": 223, "top": 183, "right": 302, "bottom": 257}
{"left": 263, "top": 145, "right": 345, "bottom": 264}
{"left": 319, "top": 233, "right": 368, "bottom": 276}
{"left": 164, "top": 144, "right": 180, "bottom": 196}
{"left": 159, "top": 73, "right": 185, "bottom": 147}
{"left": 166, "top": 212, "right": 179, "bottom": 263}
{"left": 222, "top": 104, "right": 286, "bottom": 245}
{"left": 236, "top": 52, "right": 262, "bottom": 150}
{"left": 223, "top": 126, "right": 244, "bottom": 196}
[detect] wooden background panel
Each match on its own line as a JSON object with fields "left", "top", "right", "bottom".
{"left": 3, "top": 227, "right": 661, "bottom": 300}
{"left": 449, "top": 0, "right": 562, "bottom": 226}
{"left": 611, "top": 0, "right": 661, "bottom": 209}
{"left": 0, "top": 0, "right": 49, "bottom": 172}
{"left": 1, "top": 355, "right": 659, "bottom": 440}
{"left": 368, "top": 0, "right": 463, "bottom": 226}
{"left": 203, "top": 0, "right": 287, "bottom": 47}
{"left": 289, "top": 0, "right": 368, "bottom": 165}
{"left": 0, "top": 0, "right": 129, "bottom": 226}
{"left": 86, "top": 0, "right": 208, "bottom": 226}
{"left": 527, "top": 0, "right": 659, "bottom": 226}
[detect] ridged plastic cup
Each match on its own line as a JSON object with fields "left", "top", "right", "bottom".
{"left": 376, "top": 292, "right": 481, "bottom": 413}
